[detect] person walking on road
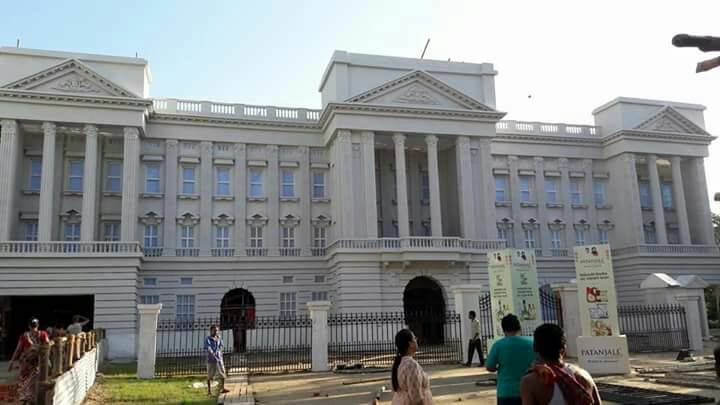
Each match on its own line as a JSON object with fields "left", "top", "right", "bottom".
{"left": 486, "top": 314, "right": 535, "bottom": 405}
{"left": 466, "top": 310, "right": 485, "bottom": 366}
{"left": 204, "top": 325, "right": 230, "bottom": 397}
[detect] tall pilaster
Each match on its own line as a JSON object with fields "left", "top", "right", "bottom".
{"left": 0, "top": 120, "right": 20, "bottom": 240}
{"left": 683, "top": 157, "right": 715, "bottom": 245}
{"left": 337, "top": 131, "right": 355, "bottom": 237}
{"left": 163, "top": 140, "right": 179, "bottom": 254}
{"left": 267, "top": 145, "right": 280, "bottom": 252}
{"left": 425, "top": 135, "right": 442, "bottom": 237}
{"left": 233, "top": 144, "right": 247, "bottom": 254}
{"left": 534, "top": 158, "right": 549, "bottom": 255}
{"left": 393, "top": 133, "right": 410, "bottom": 238}
{"left": 647, "top": 155, "right": 668, "bottom": 244}
{"left": 670, "top": 156, "right": 691, "bottom": 244}
{"left": 455, "top": 136, "right": 476, "bottom": 239}
{"left": 559, "top": 158, "right": 575, "bottom": 249}
{"left": 121, "top": 127, "right": 140, "bottom": 241}
{"left": 199, "top": 141, "right": 213, "bottom": 254}
{"left": 477, "top": 139, "right": 496, "bottom": 239}
{"left": 361, "top": 131, "right": 378, "bottom": 238}
{"left": 583, "top": 159, "right": 597, "bottom": 243}
{"left": 508, "top": 156, "right": 522, "bottom": 248}
{"left": 80, "top": 125, "right": 99, "bottom": 241}
{"left": 38, "top": 122, "right": 57, "bottom": 241}
{"left": 612, "top": 153, "right": 644, "bottom": 246}
{"left": 298, "top": 146, "right": 311, "bottom": 252}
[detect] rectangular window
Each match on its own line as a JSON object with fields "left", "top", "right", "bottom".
{"left": 282, "top": 226, "right": 295, "bottom": 248}
{"left": 182, "top": 166, "right": 196, "bottom": 194}
{"left": 667, "top": 228, "right": 680, "bottom": 244}
{"left": 313, "top": 226, "right": 327, "bottom": 249}
{"left": 598, "top": 229, "right": 609, "bottom": 244}
{"left": 644, "top": 227, "right": 657, "bottom": 244}
{"left": 145, "top": 164, "right": 161, "bottom": 193}
{"left": 103, "top": 222, "right": 121, "bottom": 241}
{"left": 175, "top": 295, "right": 195, "bottom": 323}
{"left": 249, "top": 226, "right": 263, "bottom": 248}
{"left": 545, "top": 178, "right": 558, "bottom": 204}
{"left": 311, "top": 291, "right": 328, "bottom": 301}
{"left": 143, "top": 277, "right": 157, "bottom": 287}
{"left": 282, "top": 276, "right": 294, "bottom": 284}
{"left": 216, "top": 167, "right": 231, "bottom": 196}
{"left": 575, "top": 230, "right": 586, "bottom": 245}
{"left": 180, "top": 225, "right": 195, "bottom": 248}
{"left": 68, "top": 160, "right": 84, "bottom": 192}
{"left": 495, "top": 176, "right": 507, "bottom": 202}
{"left": 140, "top": 295, "right": 159, "bottom": 305}
{"left": 63, "top": 223, "right": 80, "bottom": 241}
{"left": 29, "top": 159, "right": 42, "bottom": 191}
{"left": 106, "top": 161, "right": 122, "bottom": 192}
{"left": 639, "top": 181, "right": 651, "bottom": 208}
{"left": 550, "top": 230, "right": 562, "bottom": 249}
{"left": 497, "top": 227, "right": 513, "bottom": 247}
{"left": 312, "top": 171, "right": 326, "bottom": 199}
{"left": 570, "top": 180, "right": 583, "bottom": 205}
{"left": 24, "top": 221, "right": 38, "bottom": 241}
{"left": 144, "top": 224, "right": 159, "bottom": 248}
{"left": 279, "top": 292, "right": 296, "bottom": 319}
{"left": 180, "top": 277, "right": 193, "bottom": 286}
{"left": 421, "top": 173, "right": 430, "bottom": 201}
{"left": 593, "top": 181, "right": 607, "bottom": 206}
{"left": 524, "top": 229, "right": 536, "bottom": 249}
{"left": 661, "top": 183, "right": 673, "bottom": 209}
{"left": 249, "top": 169, "right": 263, "bottom": 198}
{"left": 519, "top": 176, "right": 532, "bottom": 203}
{"left": 215, "top": 226, "right": 230, "bottom": 248}
{"left": 314, "top": 275, "right": 325, "bottom": 283}
{"left": 281, "top": 169, "right": 295, "bottom": 198}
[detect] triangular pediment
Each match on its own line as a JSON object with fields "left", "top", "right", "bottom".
{"left": 346, "top": 70, "right": 495, "bottom": 111}
{"left": 2, "top": 58, "right": 137, "bottom": 98}
{"left": 633, "top": 106, "right": 710, "bottom": 136}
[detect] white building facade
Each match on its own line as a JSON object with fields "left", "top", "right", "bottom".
{"left": 0, "top": 47, "right": 717, "bottom": 358}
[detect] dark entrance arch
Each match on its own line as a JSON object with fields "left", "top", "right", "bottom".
{"left": 403, "top": 276, "right": 446, "bottom": 344}
{"left": 220, "top": 289, "right": 256, "bottom": 353}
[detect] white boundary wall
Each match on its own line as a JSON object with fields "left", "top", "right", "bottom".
{"left": 51, "top": 340, "right": 105, "bottom": 405}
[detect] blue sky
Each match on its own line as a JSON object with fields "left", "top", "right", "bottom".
{"left": 4, "top": 0, "right": 720, "bottom": 208}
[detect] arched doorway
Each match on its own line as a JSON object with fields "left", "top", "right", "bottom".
{"left": 403, "top": 276, "right": 446, "bottom": 344}
{"left": 220, "top": 289, "right": 256, "bottom": 353}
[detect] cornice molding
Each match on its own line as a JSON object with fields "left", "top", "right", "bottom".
{"left": 0, "top": 89, "right": 151, "bottom": 109}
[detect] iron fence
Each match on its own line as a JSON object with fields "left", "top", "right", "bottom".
{"left": 327, "top": 311, "right": 462, "bottom": 368}
{"left": 618, "top": 304, "right": 689, "bottom": 353}
{"left": 155, "top": 314, "right": 311, "bottom": 377}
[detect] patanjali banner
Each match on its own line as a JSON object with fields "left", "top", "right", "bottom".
{"left": 487, "top": 249, "right": 541, "bottom": 339}
{"left": 573, "top": 244, "right": 619, "bottom": 337}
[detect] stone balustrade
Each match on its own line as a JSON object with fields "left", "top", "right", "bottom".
{"left": 0, "top": 241, "right": 142, "bottom": 256}
{"left": 496, "top": 120, "right": 600, "bottom": 137}
{"left": 612, "top": 244, "right": 720, "bottom": 256}
{"left": 152, "top": 99, "right": 322, "bottom": 123}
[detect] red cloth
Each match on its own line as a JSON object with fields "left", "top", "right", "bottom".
{"left": 531, "top": 363, "right": 594, "bottom": 405}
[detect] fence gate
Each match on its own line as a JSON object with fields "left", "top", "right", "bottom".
{"left": 618, "top": 304, "right": 689, "bottom": 352}
{"left": 328, "top": 311, "right": 463, "bottom": 368}
{"left": 155, "top": 314, "right": 312, "bottom": 377}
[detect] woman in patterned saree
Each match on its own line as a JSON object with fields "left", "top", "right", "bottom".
{"left": 390, "top": 329, "right": 433, "bottom": 405}
{"left": 7, "top": 318, "right": 49, "bottom": 405}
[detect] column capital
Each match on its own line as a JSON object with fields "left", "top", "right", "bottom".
{"left": 200, "top": 140, "right": 212, "bottom": 153}
{"left": 360, "top": 130, "right": 375, "bottom": 142}
{"left": 42, "top": 122, "right": 56, "bottom": 134}
{"left": 455, "top": 135, "right": 470, "bottom": 146}
{"left": 425, "top": 134, "right": 439, "bottom": 146}
{"left": 0, "top": 119, "right": 17, "bottom": 134}
{"left": 166, "top": 139, "right": 179, "bottom": 149}
{"left": 621, "top": 153, "right": 636, "bottom": 163}
{"left": 83, "top": 124, "right": 98, "bottom": 137}
{"left": 123, "top": 126, "right": 139, "bottom": 139}
{"left": 559, "top": 157, "right": 569, "bottom": 168}
{"left": 647, "top": 154, "right": 658, "bottom": 162}
{"left": 533, "top": 156, "right": 544, "bottom": 165}
{"left": 392, "top": 133, "right": 406, "bottom": 145}
{"left": 337, "top": 129, "right": 352, "bottom": 142}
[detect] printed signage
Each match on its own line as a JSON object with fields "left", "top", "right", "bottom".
{"left": 487, "top": 249, "right": 541, "bottom": 339}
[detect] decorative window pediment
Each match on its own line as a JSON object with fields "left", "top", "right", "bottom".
{"left": 497, "top": 217, "right": 514, "bottom": 230}
{"left": 246, "top": 213, "right": 268, "bottom": 226}
{"left": 140, "top": 211, "right": 163, "bottom": 225}
{"left": 643, "top": 220, "right": 656, "bottom": 231}
{"left": 311, "top": 215, "right": 332, "bottom": 228}
{"left": 61, "top": 209, "right": 81, "bottom": 224}
{"left": 633, "top": 106, "right": 710, "bottom": 136}
{"left": 176, "top": 212, "right": 199, "bottom": 226}
{"left": 212, "top": 214, "right": 235, "bottom": 226}
{"left": 522, "top": 218, "right": 539, "bottom": 231}
{"left": 597, "top": 220, "right": 615, "bottom": 231}
{"left": 547, "top": 218, "right": 566, "bottom": 231}
{"left": 279, "top": 214, "right": 300, "bottom": 228}
{"left": 574, "top": 219, "right": 591, "bottom": 231}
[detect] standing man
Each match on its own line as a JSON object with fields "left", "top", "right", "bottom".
{"left": 67, "top": 315, "right": 90, "bottom": 335}
{"left": 486, "top": 314, "right": 535, "bottom": 405}
{"left": 466, "top": 310, "right": 484, "bottom": 366}
{"left": 204, "top": 325, "right": 230, "bottom": 396}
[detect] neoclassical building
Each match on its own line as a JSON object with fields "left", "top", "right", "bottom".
{"left": 0, "top": 47, "right": 717, "bottom": 358}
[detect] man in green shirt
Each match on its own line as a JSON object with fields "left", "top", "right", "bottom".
{"left": 486, "top": 314, "right": 535, "bottom": 405}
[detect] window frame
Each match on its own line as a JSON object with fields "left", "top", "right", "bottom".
{"left": 215, "top": 166, "right": 231, "bottom": 196}
{"left": 106, "top": 160, "right": 123, "bottom": 193}
{"left": 144, "top": 224, "right": 160, "bottom": 248}
{"left": 420, "top": 173, "right": 430, "bottom": 201}
{"left": 281, "top": 226, "right": 296, "bottom": 248}
{"left": 215, "top": 225, "right": 230, "bottom": 248}
{"left": 575, "top": 229, "right": 586, "bottom": 246}
{"left": 102, "top": 222, "right": 121, "bottom": 242}
{"left": 281, "top": 169, "right": 295, "bottom": 198}
{"left": 67, "top": 159, "right": 84, "bottom": 192}
{"left": 570, "top": 179, "right": 583, "bottom": 205}
{"left": 598, "top": 229, "right": 609, "bottom": 244}
{"left": 312, "top": 226, "right": 326, "bottom": 248}
{"left": 550, "top": 230, "right": 562, "bottom": 249}
{"left": 63, "top": 223, "right": 80, "bottom": 242}
{"left": 312, "top": 171, "right": 326, "bottom": 199}
{"left": 495, "top": 175, "right": 507, "bottom": 202}
{"left": 29, "top": 158, "right": 42, "bottom": 191}
{"left": 519, "top": 176, "right": 533, "bottom": 203}
{"left": 24, "top": 221, "right": 38, "bottom": 241}
{"left": 140, "top": 295, "right": 160, "bottom": 305}
{"left": 180, "top": 225, "right": 195, "bottom": 248}
{"left": 249, "top": 225, "right": 263, "bottom": 248}
{"left": 311, "top": 291, "right": 328, "bottom": 301}
{"left": 639, "top": 181, "right": 652, "bottom": 208}
{"left": 660, "top": 182, "right": 673, "bottom": 209}
{"left": 145, "top": 164, "right": 161, "bottom": 193}
{"left": 175, "top": 295, "right": 195, "bottom": 323}
{"left": 249, "top": 168, "right": 264, "bottom": 198}
{"left": 181, "top": 166, "right": 197, "bottom": 194}
{"left": 524, "top": 229, "right": 536, "bottom": 249}
{"left": 279, "top": 292, "right": 297, "bottom": 319}
{"left": 545, "top": 178, "right": 559, "bottom": 204}
{"left": 593, "top": 180, "right": 607, "bottom": 206}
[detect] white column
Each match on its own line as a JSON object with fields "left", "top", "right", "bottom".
{"left": 163, "top": 140, "right": 179, "bottom": 254}
{"left": 477, "top": 139, "right": 496, "bottom": 239}
{"left": 38, "top": 122, "right": 57, "bottom": 241}
{"left": 425, "top": 135, "right": 443, "bottom": 237}
{"left": 671, "top": 157, "right": 691, "bottom": 244}
{"left": 508, "top": 156, "right": 523, "bottom": 248}
{"left": 559, "top": 158, "right": 575, "bottom": 249}
{"left": 307, "top": 301, "right": 331, "bottom": 372}
{"left": 393, "top": 133, "right": 410, "bottom": 238}
{"left": 199, "top": 141, "right": 213, "bottom": 255}
{"left": 553, "top": 283, "right": 580, "bottom": 357}
{"left": 682, "top": 158, "right": 715, "bottom": 245}
{"left": 583, "top": 160, "right": 597, "bottom": 243}
{"left": 0, "top": 120, "right": 20, "bottom": 240}
{"left": 534, "top": 158, "right": 549, "bottom": 255}
{"left": 337, "top": 131, "right": 355, "bottom": 237}
{"left": 647, "top": 155, "right": 668, "bottom": 244}
{"left": 136, "top": 303, "right": 162, "bottom": 379}
{"left": 361, "top": 131, "right": 378, "bottom": 238}
{"left": 233, "top": 144, "right": 247, "bottom": 254}
{"left": 267, "top": 145, "right": 280, "bottom": 253}
{"left": 121, "top": 127, "right": 140, "bottom": 241}
{"left": 80, "top": 125, "right": 99, "bottom": 241}
{"left": 451, "top": 285, "right": 483, "bottom": 364}
{"left": 298, "top": 146, "right": 311, "bottom": 252}
{"left": 455, "top": 136, "right": 476, "bottom": 239}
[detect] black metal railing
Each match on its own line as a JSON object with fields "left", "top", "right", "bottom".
{"left": 327, "top": 311, "right": 462, "bottom": 368}
{"left": 155, "top": 314, "right": 312, "bottom": 377}
{"left": 618, "top": 304, "right": 689, "bottom": 353}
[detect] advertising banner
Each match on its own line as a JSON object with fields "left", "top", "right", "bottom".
{"left": 487, "top": 249, "right": 541, "bottom": 339}
{"left": 573, "top": 244, "right": 619, "bottom": 337}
